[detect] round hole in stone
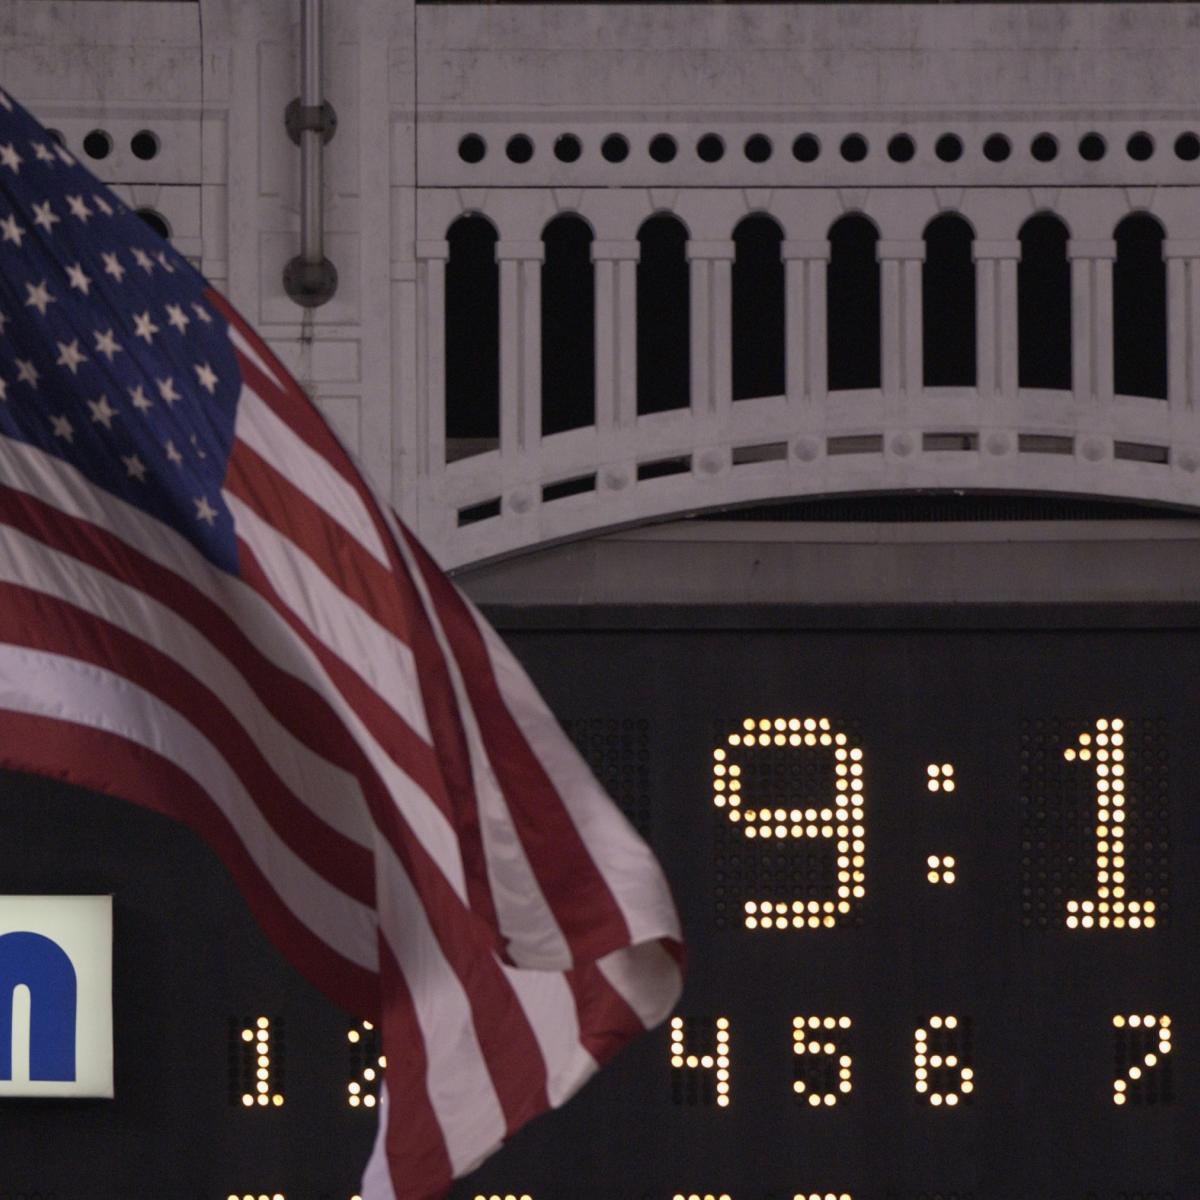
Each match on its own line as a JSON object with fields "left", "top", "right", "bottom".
{"left": 839, "top": 133, "right": 867, "bottom": 163}
{"left": 457, "top": 134, "right": 486, "bottom": 164}
{"left": 131, "top": 130, "right": 160, "bottom": 161}
{"left": 1126, "top": 132, "right": 1154, "bottom": 162}
{"left": 505, "top": 134, "right": 534, "bottom": 164}
{"left": 1078, "top": 132, "right": 1106, "bottom": 162}
{"left": 601, "top": 133, "right": 629, "bottom": 163}
{"left": 649, "top": 134, "right": 677, "bottom": 164}
{"left": 553, "top": 133, "right": 582, "bottom": 163}
{"left": 983, "top": 133, "right": 1011, "bottom": 162}
{"left": 792, "top": 133, "right": 820, "bottom": 163}
{"left": 935, "top": 133, "right": 963, "bottom": 162}
{"left": 744, "top": 134, "right": 772, "bottom": 163}
{"left": 697, "top": 133, "right": 725, "bottom": 163}
{"left": 83, "top": 129, "right": 112, "bottom": 160}
{"left": 1031, "top": 133, "right": 1059, "bottom": 163}
{"left": 887, "top": 134, "right": 915, "bottom": 162}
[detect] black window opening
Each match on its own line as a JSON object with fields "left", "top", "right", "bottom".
{"left": 445, "top": 215, "right": 499, "bottom": 458}
{"left": 1018, "top": 213, "right": 1071, "bottom": 391}
{"left": 732, "top": 215, "right": 785, "bottom": 401}
{"left": 637, "top": 214, "right": 690, "bottom": 415}
{"left": 923, "top": 212, "right": 977, "bottom": 387}
{"left": 541, "top": 215, "right": 596, "bottom": 436}
{"left": 827, "top": 214, "right": 881, "bottom": 392}
{"left": 1113, "top": 213, "right": 1167, "bottom": 401}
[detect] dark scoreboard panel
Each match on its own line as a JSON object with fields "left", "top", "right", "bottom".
{"left": 0, "top": 617, "right": 1196, "bottom": 1200}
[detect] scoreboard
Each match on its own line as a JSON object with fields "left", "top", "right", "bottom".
{"left": 0, "top": 611, "right": 1195, "bottom": 1199}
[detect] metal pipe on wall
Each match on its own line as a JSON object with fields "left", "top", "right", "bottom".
{"left": 284, "top": 0, "right": 338, "bottom": 306}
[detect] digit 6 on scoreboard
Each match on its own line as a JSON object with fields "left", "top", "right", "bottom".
{"left": 714, "top": 718, "right": 866, "bottom": 930}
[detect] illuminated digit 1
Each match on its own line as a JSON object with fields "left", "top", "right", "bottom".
{"left": 792, "top": 1015, "right": 852, "bottom": 1107}
{"left": 1063, "top": 718, "right": 1155, "bottom": 931}
{"left": 239, "top": 1016, "right": 284, "bottom": 1108}
{"left": 670, "top": 1016, "right": 731, "bottom": 1107}
{"left": 913, "top": 1015, "right": 973, "bottom": 1107}
{"left": 716, "top": 717, "right": 866, "bottom": 930}
{"left": 1111, "top": 1013, "right": 1172, "bottom": 1105}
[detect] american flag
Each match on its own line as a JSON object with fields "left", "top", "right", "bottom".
{"left": 0, "top": 89, "right": 683, "bottom": 1197}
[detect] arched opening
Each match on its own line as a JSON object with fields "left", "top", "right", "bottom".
{"left": 1018, "top": 213, "right": 1072, "bottom": 391}
{"left": 732, "top": 214, "right": 785, "bottom": 401}
{"left": 445, "top": 214, "right": 499, "bottom": 456}
{"left": 827, "top": 214, "right": 880, "bottom": 391}
{"left": 1113, "top": 213, "right": 1167, "bottom": 400}
{"left": 923, "top": 213, "right": 976, "bottom": 387}
{"left": 637, "top": 214, "right": 690, "bottom": 415}
{"left": 541, "top": 215, "right": 595, "bottom": 436}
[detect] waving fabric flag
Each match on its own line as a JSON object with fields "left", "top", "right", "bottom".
{"left": 0, "top": 88, "right": 683, "bottom": 1197}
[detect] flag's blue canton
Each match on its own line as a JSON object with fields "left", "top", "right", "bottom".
{"left": 0, "top": 89, "right": 240, "bottom": 572}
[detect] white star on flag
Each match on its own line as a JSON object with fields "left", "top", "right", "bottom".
{"left": 165, "top": 303, "right": 190, "bottom": 333}
{"left": 101, "top": 251, "right": 125, "bottom": 282}
{"left": 156, "top": 376, "right": 181, "bottom": 405}
{"left": 0, "top": 213, "right": 24, "bottom": 246}
{"left": 155, "top": 250, "right": 175, "bottom": 273}
{"left": 191, "top": 302, "right": 212, "bottom": 324}
{"left": 66, "top": 194, "right": 92, "bottom": 222}
{"left": 55, "top": 339, "right": 88, "bottom": 374}
{"left": 194, "top": 361, "right": 218, "bottom": 393}
{"left": 128, "top": 384, "right": 153, "bottom": 413}
{"left": 132, "top": 310, "right": 160, "bottom": 344}
{"left": 87, "top": 394, "right": 117, "bottom": 428}
{"left": 14, "top": 358, "right": 38, "bottom": 388}
{"left": 31, "top": 142, "right": 55, "bottom": 165}
{"left": 0, "top": 376, "right": 7, "bottom": 402}
{"left": 0, "top": 142, "right": 22, "bottom": 172}
{"left": 92, "top": 193, "right": 112, "bottom": 216}
{"left": 122, "top": 453, "right": 147, "bottom": 481}
{"left": 194, "top": 495, "right": 218, "bottom": 525}
{"left": 65, "top": 262, "right": 92, "bottom": 294}
{"left": 24, "top": 279, "right": 54, "bottom": 315}
{"left": 164, "top": 439, "right": 183, "bottom": 465}
{"left": 49, "top": 414, "right": 73, "bottom": 442}
{"left": 31, "top": 200, "right": 59, "bottom": 233}
{"left": 131, "top": 246, "right": 155, "bottom": 273}
{"left": 93, "top": 328, "right": 122, "bottom": 360}
{"left": 54, "top": 143, "right": 74, "bottom": 166}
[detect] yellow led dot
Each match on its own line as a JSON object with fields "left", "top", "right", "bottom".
{"left": 961, "top": 1068, "right": 973, "bottom": 1081}
{"left": 256, "top": 1095, "right": 268, "bottom": 1106}
{"left": 271, "top": 1094, "right": 283, "bottom": 1108}
{"left": 961, "top": 1079, "right": 974, "bottom": 1094}
{"left": 256, "top": 1017, "right": 269, "bottom": 1030}
{"left": 1128, "top": 1066, "right": 1142, "bottom": 1080}
{"left": 930, "top": 1094, "right": 943, "bottom": 1106}
{"left": 241, "top": 1094, "right": 253, "bottom": 1108}
{"left": 347, "top": 1029, "right": 360, "bottom": 1043}
{"left": 241, "top": 1029, "right": 253, "bottom": 1043}
{"left": 808, "top": 1094, "right": 821, "bottom": 1107}
{"left": 945, "top": 1015, "right": 958, "bottom": 1029}
{"left": 1114, "top": 1092, "right": 1127, "bottom": 1105}
{"left": 945, "top": 1093, "right": 959, "bottom": 1106}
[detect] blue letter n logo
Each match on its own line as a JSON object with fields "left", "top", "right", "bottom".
{"left": 0, "top": 932, "right": 77, "bottom": 1081}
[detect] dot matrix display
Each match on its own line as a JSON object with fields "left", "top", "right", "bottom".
{"left": 712, "top": 719, "right": 865, "bottom": 930}
{"left": 1019, "top": 717, "right": 1170, "bottom": 930}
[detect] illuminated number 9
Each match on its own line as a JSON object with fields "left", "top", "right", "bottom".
{"left": 714, "top": 717, "right": 866, "bottom": 930}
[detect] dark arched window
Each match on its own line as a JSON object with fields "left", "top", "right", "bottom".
{"left": 1018, "top": 213, "right": 1072, "bottom": 390}
{"left": 827, "top": 214, "right": 880, "bottom": 391}
{"left": 541, "top": 215, "right": 595, "bottom": 436}
{"left": 923, "top": 213, "right": 976, "bottom": 387}
{"left": 445, "top": 215, "right": 499, "bottom": 455}
{"left": 637, "top": 214, "right": 690, "bottom": 414}
{"left": 732, "top": 214, "right": 785, "bottom": 400}
{"left": 1113, "top": 213, "right": 1167, "bottom": 400}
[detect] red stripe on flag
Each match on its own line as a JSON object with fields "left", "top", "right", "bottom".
{"left": 235, "top": 538, "right": 553, "bottom": 1129}
{"left": 566, "top": 962, "right": 650, "bottom": 1068}
{"left": 402, "top": 528, "right": 634, "bottom": 963}
{"left": 0, "top": 709, "right": 376, "bottom": 1016}
{"left": 0, "top": 580, "right": 375, "bottom": 905}
{"left": 376, "top": 940, "right": 455, "bottom": 1200}
{"left": 227, "top": 440, "right": 504, "bottom": 947}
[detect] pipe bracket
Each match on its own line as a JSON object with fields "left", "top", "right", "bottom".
{"left": 285, "top": 98, "right": 337, "bottom": 145}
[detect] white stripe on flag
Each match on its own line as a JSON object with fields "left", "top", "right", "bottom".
{"left": 375, "top": 847, "right": 508, "bottom": 1175}
{"left": 234, "top": 386, "right": 390, "bottom": 568}
{"left": 500, "top": 962, "right": 597, "bottom": 1107}
{"left": 385, "top": 513, "right": 575, "bottom": 970}
{"left": 0, "top": 519, "right": 375, "bottom": 850}
{"left": 227, "top": 494, "right": 430, "bottom": 742}
{"left": 0, "top": 644, "right": 379, "bottom": 970}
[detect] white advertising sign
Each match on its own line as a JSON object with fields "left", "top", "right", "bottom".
{"left": 0, "top": 895, "right": 113, "bottom": 1098}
